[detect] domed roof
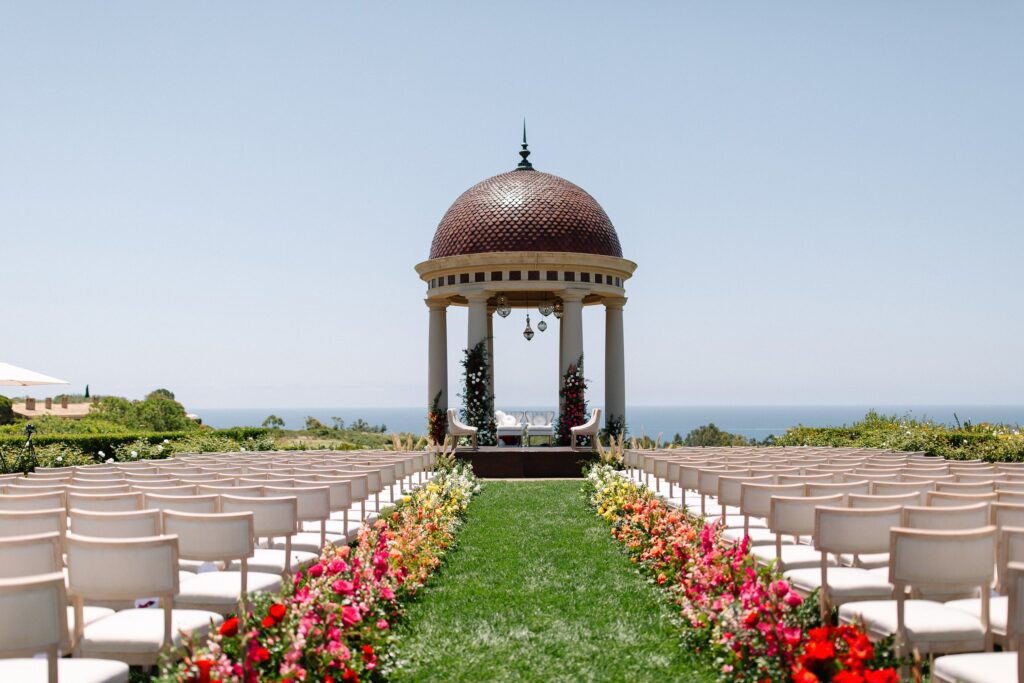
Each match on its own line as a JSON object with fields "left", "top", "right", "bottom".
{"left": 429, "top": 167, "right": 622, "bottom": 260}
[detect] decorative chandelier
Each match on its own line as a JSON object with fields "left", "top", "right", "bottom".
{"left": 523, "top": 313, "right": 534, "bottom": 341}
{"left": 553, "top": 300, "right": 564, "bottom": 319}
{"left": 538, "top": 298, "right": 554, "bottom": 317}
{"left": 537, "top": 319, "right": 547, "bottom": 332}
{"left": 495, "top": 294, "right": 511, "bottom": 318}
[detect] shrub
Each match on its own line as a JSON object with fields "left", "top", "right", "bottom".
{"left": 0, "top": 396, "right": 13, "bottom": 425}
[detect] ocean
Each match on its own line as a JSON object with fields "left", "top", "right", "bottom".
{"left": 193, "top": 405, "right": 1024, "bottom": 440}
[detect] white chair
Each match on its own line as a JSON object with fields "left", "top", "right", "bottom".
{"left": 67, "top": 533, "right": 223, "bottom": 666}
{"left": 164, "top": 511, "right": 282, "bottom": 615}
{"left": 495, "top": 410, "right": 525, "bottom": 444}
{"left": 526, "top": 411, "right": 555, "bottom": 445}
{"left": 750, "top": 494, "right": 845, "bottom": 571}
{"left": 0, "top": 573, "right": 129, "bottom": 683}
{"left": 933, "top": 561, "right": 1024, "bottom": 683}
{"left": 220, "top": 495, "right": 316, "bottom": 577}
{"left": 571, "top": 408, "right": 602, "bottom": 449}
{"left": 447, "top": 409, "right": 478, "bottom": 449}
{"left": 839, "top": 526, "right": 996, "bottom": 661}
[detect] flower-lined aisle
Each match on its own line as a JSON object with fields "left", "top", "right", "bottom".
{"left": 158, "top": 462, "right": 480, "bottom": 683}
{"left": 584, "top": 466, "right": 900, "bottom": 683}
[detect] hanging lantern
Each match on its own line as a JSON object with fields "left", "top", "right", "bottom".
{"left": 496, "top": 294, "right": 511, "bottom": 318}
{"left": 537, "top": 319, "right": 547, "bottom": 332}
{"left": 538, "top": 298, "right": 554, "bottom": 317}
{"left": 523, "top": 314, "right": 534, "bottom": 341}
{"left": 553, "top": 300, "right": 564, "bottom": 319}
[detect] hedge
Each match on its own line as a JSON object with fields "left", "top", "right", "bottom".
{"left": 0, "top": 432, "right": 188, "bottom": 457}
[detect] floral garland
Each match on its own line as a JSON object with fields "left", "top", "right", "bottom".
{"left": 426, "top": 390, "right": 447, "bottom": 446}
{"left": 157, "top": 462, "right": 481, "bottom": 683}
{"left": 554, "top": 355, "right": 588, "bottom": 446}
{"left": 459, "top": 341, "right": 496, "bottom": 446}
{"left": 583, "top": 466, "right": 899, "bottom": 683}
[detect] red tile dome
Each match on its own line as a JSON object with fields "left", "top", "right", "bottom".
{"left": 429, "top": 168, "right": 622, "bottom": 259}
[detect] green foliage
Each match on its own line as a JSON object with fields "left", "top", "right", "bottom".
{"left": 0, "top": 432, "right": 185, "bottom": 459}
{"left": 678, "top": 423, "right": 754, "bottom": 447}
{"left": 0, "top": 442, "right": 95, "bottom": 473}
{"left": 304, "top": 416, "right": 328, "bottom": 433}
{"left": 460, "top": 341, "right": 496, "bottom": 445}
{"left": 599, "top": 413, "right": 626, "bottom": 442}
{"left": 88, "top": 392, "right": 194, "bottom": 432}
{"left": 0, "top": 396, "right": 13, "bottom": 425}
{"left": 554, "top": 355, "right": 589, "bottom": 446}
{"left": 427, "top": 390, "right": 447, "bottom": 445}
{"left": 776, "top": 410, "right": 1024, "bottom": 462}
{"left": 146, "top": 388, "right": 176, "bottom": 401}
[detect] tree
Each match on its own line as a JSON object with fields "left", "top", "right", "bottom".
{"left": 304, "top": 416, "right": 328, "bottom": 432}
{"left": 0, "top": 396, "right": 13, "bottom": 425}
{"left": 146, "top": 388, "right": 176, "bottom": 401}
{"left": 84, "top": 384, "right": 89, "bottom": 398}
{"left": 262, "top": 415, "right": 285, "bottom": 429}
{"left": 682, "top": 423, "right": 752, "bottom": 447}
{"left": 330, "top": 417, "right": 346, "bottom": 430}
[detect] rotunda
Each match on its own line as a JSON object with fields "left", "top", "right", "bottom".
{"left": 415, "top": 130, "right": 637, "bottom": 437}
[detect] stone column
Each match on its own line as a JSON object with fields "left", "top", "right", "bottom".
{"left": 466, "top": 292, "right": 490, "bottom": 352}
{"left": 604, "top": 297, "right": 626, "bottom": 429}
{"left": 559, "top": 290, "right": 585, "bottom": 376}
{"left": 486, "top": 307, "right": 495, "bottom": 405}
{"left": 426, "top": 300, "right": 449, "bottom": 412}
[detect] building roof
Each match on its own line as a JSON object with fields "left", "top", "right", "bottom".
{"left": 429, "top": 167, "right": 623, "bottom": 260}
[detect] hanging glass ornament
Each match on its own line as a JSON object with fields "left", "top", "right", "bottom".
{"left": 496, "top": 294, "right": 511, "bottom": 318}
{"left": 538, "top": 299, "right": 554, "bottom": 317}
{"left": 537, "top": 319, "right": 547, "bottom": 332}
{"left": 523, "top": 314, "right": 534, "bottom": 341}
{"left": 553, "top": 300, "right": 564, "bottom": 319}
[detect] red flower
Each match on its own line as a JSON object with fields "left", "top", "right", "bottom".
{"left": 864, "top": 670, "right": 899, "bottom": 683}
{"left": 191, "top": 659, "right": 214, "bottom": 683}
{"left": 269, "top": 603, "right": 287, "bottom": 623}
{"left": 262, "top": 616, "right": 276, "bottom": 629}
{"left": 833, "top": 671, "right": 865, "bottom": 683}
{"left": 791, "top": 669, "right": 820, "bottom": 683}
{"left": 252, "top": 646, "right": 270, "bottom": 662}
{"left": 341, "top": 668, "right": 359, "bottom": 682}
{"left": 218, "top": 617, "right": 239, "bottom": 637}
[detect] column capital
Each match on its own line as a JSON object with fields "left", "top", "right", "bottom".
{"left": 603, "top": 296, "right": 627, "bottom": 310}
{"left": 464, "top": 290, "right": 492, "bottom": 303}
{"left": 425, "top": 299, "right": 450, "bottom": 311}
{"left": 557, "top": 287, "right": 590, "bottom": 303}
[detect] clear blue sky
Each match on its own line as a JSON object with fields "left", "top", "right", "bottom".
{"left": 2, "top": 2, "right": 1021, "bottom": 410}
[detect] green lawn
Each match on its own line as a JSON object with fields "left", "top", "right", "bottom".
{"left": 387, "top": 480, "right": 716, "bottom": 683}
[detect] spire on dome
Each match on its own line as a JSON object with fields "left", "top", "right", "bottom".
{"left": 517, "top": 120, "right": 533, "bottom": 170}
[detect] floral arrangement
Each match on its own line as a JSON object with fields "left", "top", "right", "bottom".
{"left": 583, "top": 465, "right": 899, "bottom": 683}
{"left": 554, "top": 355, "right": 589, "bottom": 446}
{"left": 157, "top": 461, "right": 480, "bottom": 682}
{"left": 459, "top": 341, "right": 495, "bottom": 446}
{"left": 426, "top": 390, "right": 447, "bottom": 446}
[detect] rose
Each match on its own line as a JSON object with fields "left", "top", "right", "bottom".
{"left": 269, "top": 603, "right": 287, "bottom": 623}
{"left": 218, "top": 617, "right": 239, "bottom": 637}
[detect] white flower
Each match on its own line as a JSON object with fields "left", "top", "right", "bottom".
{"left": 106, "top": 458, "right": 114, "bottom": 463}
{"left": 55, "top": 456, "right": 63, "bottom": 463}
{"left": 240, "top": 447, "right": 246, "bottom": 452}
{"left": 98, "top": 450, "right": 105, "bottom": 457}
{"left": 131, "top": 450, "right": 138, "bottom": 457}
{"left": 163, "top": 439, "right": 169, "bottom": 444}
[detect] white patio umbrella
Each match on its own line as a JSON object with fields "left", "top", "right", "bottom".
{"left": 0, "top": 362, "right": 69, "bottom": 387}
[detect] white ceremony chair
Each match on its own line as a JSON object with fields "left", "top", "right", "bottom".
{"left": 571, "top": 408, "right": 602, "bottom": 449}
{"left": 933, "top": 560, "right": 1024, "bottom": 683}
{"left": 163, "top": 510, "right": 282, "bottom": 614}
{"left": 220, "top": 495, "right": 315, "bottom": 576}
{"left": 447, "top": 409, "right": 478, "bottom": 449}
{"left": 0, "top": 573, "right": 129, "bottom": 683}
{"left": 526, "top": 411, "right": 556, "bottom": 446}
{"left": 0, "top": 508, "right": 66, "bottom": 540}
{"left": 67, "top": 492, "right": 143, "bottom": 514}
{"left": 750, "top": 494, "right": 845, "bottom": 571}
{"left": 0, "top": 491, "right": 67, "bottom": 511}
{"left": 839, "top": 526, "right": 996, "bottom": 663}
{"left": 784, "top": 506, "right": 899, "bottom": 618}
{"left": 66, "top": 533, "right": 223, "bottom": 666}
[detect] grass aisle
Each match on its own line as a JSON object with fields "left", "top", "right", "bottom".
{"left": 388, "top": 480, "right": 716, "bottom": 682}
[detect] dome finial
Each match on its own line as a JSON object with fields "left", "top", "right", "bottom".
{"left": 517, "top": 119, "right": 533, "bottom": 170}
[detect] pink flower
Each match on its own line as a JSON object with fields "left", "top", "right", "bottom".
{"left": 785, "top": 591, "right": 804, "bottom": 607}
{"left": 376, "top": 619, "right": 389, "bottom": 630}
{"left": 341, "top": 605, "right": 361, "bottom": 627}
{"left": 332, "top": 580, "right": 355, "bottom": 595}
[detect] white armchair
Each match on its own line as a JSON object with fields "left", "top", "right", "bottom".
{"left": 495, "top": 411, "right": 524, "bottom": 444}
{"left": 448, "top": 409, "right": 478, "bottom": 449}
{"left": 571, "top": 408, "right": 602, "bottom": 449}
{"left": 526, "top": 411, "right": 555, "bottom": 446}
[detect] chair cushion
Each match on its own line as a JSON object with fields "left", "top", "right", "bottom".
{"left": 838, "top": 600, "right": 986, "bottom": 653}
{"left": 785, "top": 567, "right": 893, "bottom": 600}
{"left": 176, "top": 571, "right": 282, "bottom": 613}
{"left": 68, "top": 605, "right": 116, "bottom": 637}
{"left": 0, "top": 658, "right": 129, "bottom": 683}
{"left": 946, "top": 596, "right": 1008, "bottom": 635}
{"left": 721, "top": 527, "right": 792, "bottom": 546}
{"left": 932, "top": 652, "right": 1016, "bottom": 683}
{"left": 80, "top": 608, "right": 222, "bottom": 655}
{"left": 272, "top": 532, "right": 341, "bottom": 554}
{"left": 228, "top": 548, "right": 317, "bottom": 575}
{"left": 751, "top": 544, "right": 836, "bottom": 570}
{"left": 839, "top": 552, "right": 890, "bottom": 569}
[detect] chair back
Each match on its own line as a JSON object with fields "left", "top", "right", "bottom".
{"left": 848, "top": 492, "right": 922, "bottom": 508}
{"left": 0, "top": 572, "right": 68, "bottom": 671}
{"left": 0, "top": 508, "right": 66, "bottom": 540}
{"left": 0, "top": 532, "right": 63, "bottom": 578}
{"left": 740, "top": 483, "right": 805, "bottom": 518}
{"left": 264, "top": 485, "right": 331, "bottom": 522}
{"left": 163, "top": 510, "right": 254, "bottom": 562}
{"left": 0, "top": 491, "right": 66, "bottom": 511}
{"left": 926, "top": 491, "right": 998, "bottom": 507}
{"left": 220, "top": 495, "right": 298, "bottom": 538}
{"left": 889, "top": 526, "right": 996, "bottom": 593}
{"left": 70, "top": 509, "right": 162, "bottom": 538}
{"left": 769, "top": 494, "right": 846, "bottom": 536}
{"left": 144, "top": 493, "right": 219, "bottom": 514}
{"left": 67, "top": 491, "right": 143, "bottom": 513}
{"left": 815, "top": 505, "right": 902, "bottom": 555}
{"left": 65, "top": 533, "right": 180, "bottom": 601}
{"left": 806, "top": 480, "right": 870, "bottom": 497}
